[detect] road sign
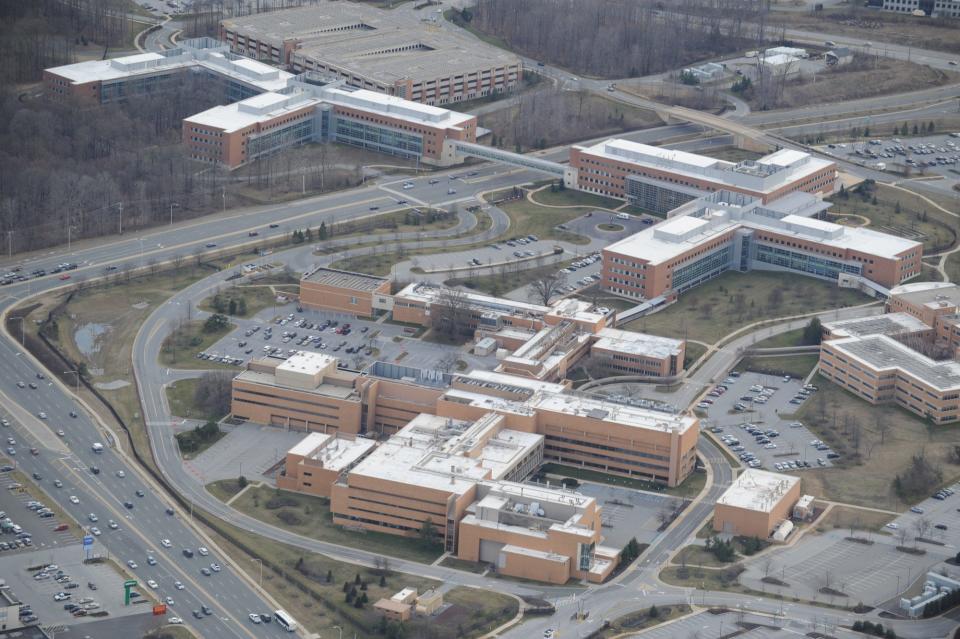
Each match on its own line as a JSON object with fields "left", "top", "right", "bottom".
{"left": 82, "top": 535, "right": 94, "bottom": 547}
{"left": 124, "top": 580, "right": 137, "bottom": 587}
{"left": 124, "top": 579, "right": 138, "bottom": 606}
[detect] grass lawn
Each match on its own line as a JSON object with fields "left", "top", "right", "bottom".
{"left": 165, "top": 378, "right": 227, "bottom": 422}
{"left": 796, "top": 373, "right": 960, "bottom": 510}
{"left": 445, "top": 259, "right": 574, "bottom": 299}
{"left": 530, "top": 188, "right": 621, "bottom": 209}
{"left": 699, "top": 147, "right": 764, "bottom": 163}
{"left": 590, "top": 604, "right": 692, "bottom": 638}
{"left": 159, "top": 319, "right": 236, "bottom": 370}
{"left": 198, "top": 285, "right": 288, "bottom": 319}
{"left": 828, "top": 184, "right": 957, "bottom": 253}
{"left": 624, "top": 271, "right": 870, "bottom": 344}
{"left": 684, "top": 342, "right": 707, "bottom": 369}
{"left": 753, "top": 328, "right": 807, "bottom": 349}
{"left": 815, "top": 504, "right": 895, "bottom": 534}
{"left": 175, "top": 423, "right": 226, "bottom": 460}
{"left": 439, "top": 556, "right": 488, "bottom": 574}
{"left": 231, "top": 485, "right": 443, "bottom": 564}
{"left": 659, "top": 564, "right": 748, "bottom": 592}
{"left": 23, "top": 266, "right": 212, "bottom": 477}
{"left": 143, "top": 626, "right": 198, "bottom": 639}
{"left": 672, "top": 544, "right": 731, "bottom": 568}
{"left": 946, "top": 252, "right": 960, "bottom": 285}
{"left": 206, "top": 478, "right": 245, "bottom": 503}
{"left": 737, "top": 355, "right": 820, "bottom": 381}
{"left": 539, "top": 463, "right": 706, "bottom": 499}
{"left": 495, "top": 194, "right": 592, "bottom": 246}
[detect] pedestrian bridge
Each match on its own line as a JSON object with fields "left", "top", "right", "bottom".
{"left": 449, "top": 141, "right": 568, "bottom": 178}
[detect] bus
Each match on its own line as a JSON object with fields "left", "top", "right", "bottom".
{"left": 273, "top": 609, "right": 297, "bottom": 632}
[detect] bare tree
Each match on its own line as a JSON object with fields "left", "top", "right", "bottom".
{"left": 430, "top": 288, "right": 471, "bottom": 341}
{"left": 436, "top": 352, "right": 459, "bottom": 374}
{"left": 527, "top": 270, "right": 568, "bottom": 306}
{"left": 193, "top": 371, "right": 235, "bottom": 419}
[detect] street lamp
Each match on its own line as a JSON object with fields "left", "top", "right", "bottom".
{"left": 117, "top": 202, "right": 123, "bottom": 235}
{"left": 332, "top": 626, "right": 342, "bottom": 639}
{"left": 169, "top": 202, "right": 180, "bottom": 226}
{"left": 63, "top": 370, "right": 80, "bottom": 393}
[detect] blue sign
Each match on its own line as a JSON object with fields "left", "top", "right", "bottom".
{"left": 83, "top": 535, "right": 94, "bottom": 547}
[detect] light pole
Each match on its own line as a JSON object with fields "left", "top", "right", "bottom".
{"left": 63, "top": 370, "right": 80, "bottom": 393}
{"left": 6, "top": 230, "right": 12, "bottom": 258}
{"left": 333, "top": 626, "right": 342, "bottom": 639}
{"left": 116, "top": 202, "right": 123, "bottom": 235}
{"left": 222, "top": 187, "right": 226, "bottom": 212}
{"left": 251, "top": 558, "right": 263, "bottom": 587}
{"left": 169, "top": 202, "right": 179, "bottom": 226}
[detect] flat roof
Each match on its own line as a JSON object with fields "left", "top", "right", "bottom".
{"left": 302, "top": 266, "right": 388, "bottom": 291}
{"left": 235, "top": 368, "right": 357, "bottom": 399}
{"left": 395, "top": 283, "right": 551, "bottom": 317}
{"left": 582, "top": 138, "right": 722, "bottom": 170}
{"left": 822, "top": 313, "right": 930, "bottom": 338}
{"left": 184, "top": 91, "right": 320, "bottom": 133}
{"left": 593, "top": 327, "right": 684, "bottom": 358}
{"left": 532, "top": 392, "right": 697, "bottom": 435}
{"left": 606, "top": 201, "right": 920, "bottom": 266}
{"left": 717, "top": 468, "right": 799, "bottom": 513}
{"left": 277, "top": 350, "right": 336, "bottom": 375}
{"left": 288, "top": 433, "right": 374, "bottom": 471}
{"left": 889, "top": 281, "right": 960, "bottom": 310}
{"left": 223, "top": 2, "right": 520, "bottom": 84}
{"left": 456, "top": 370, "right": 568, "bottom": 395}
{"left": 827, "top": 334, "right": 960, "bottom": 392}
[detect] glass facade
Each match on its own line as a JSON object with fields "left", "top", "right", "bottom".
{"left": 100, "top": 71, "right": 180, "bottom": 103}
{"left": 333, "top": 116, "right": 422, "bottom": 158}
{"left": 672, "top": 245, "right": 734, "bottom": 292}
{"left": 247, "top": 118, "right": 317, "bottom": 161}
{"left": 625, "top": 177, "right": 700, "bottom": 215}
{"left": 754, "top": 244, "right": 861, "bottom": 281}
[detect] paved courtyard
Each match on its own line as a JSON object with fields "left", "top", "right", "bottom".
{"left": 184, "top": 422, "right": 307, "bottom": 485}
{"left": 573, "top": 482, "right": 686, "bottom": 549}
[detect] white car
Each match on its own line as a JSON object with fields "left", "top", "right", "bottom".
{"left": 90, "top": 527, "right": 101, "bottom": 536}
{"left": 210, "top": 562, "right": 221, "bottom": 572}
{"left": 160, "top": 538, "right": 172, "bottom": 548}
{"left": 147, "top": 579, "right": 159, "bottom": 589}
{"left": 167, "top": 617, "right": 183, "bottom": 625}
{"left": 174, "top": 581, "right": 184, "bottom": 590}
{"left": 198, "top": 546, "right": 209, "bottom": 556}
{"left": 56, "top": 429, "right": 65, "bottom": 437}
{"left": 87, "top": 513, "right": 97, "bottom": 522}
{"left": 886, "top": 522, "right": 899, "bottom": 530}
{"left": 69, "top": 495, "right": 79, "bottom": 504}
{"left": 165, "top": 596, "right": 175, "bottom": 606}
{"left": 115, "top": 470, "right": 125, "bottom": 478}
{"left": 127, "top": 560, "right": 138, "bottom": 569}
{"left": 37, "top": 412, "right": 47, "bottom": 420}
{"left": 248, "top": 613, "right": 262, "bottom": 624}
{"left": 108, "top": 520, "right": 119, "bottom": 530}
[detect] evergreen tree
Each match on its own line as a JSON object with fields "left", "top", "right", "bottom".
{"left": 648, "top": 604, "right": 659, "bottom": 618}
{"left": 379, "top": 574, "right": 387, "bottom": 587}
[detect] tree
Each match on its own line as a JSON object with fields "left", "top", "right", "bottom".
{"left": 648, "top": 604, "right": 659, "bottom": 619}
{"left": 679, "top": 70, "right": 700, "bottom": 85}
{"left": 527, "top": 270, "right": 568, "bottom": 305}
{"left": 621, "top": 538, "right": 641, "bottom": 563}
{"left": 379, "top": 574, "right": 386, "bottom": 587}
{"left": 430, "top": 288, "right": 471, "bottom": 341}
{"left": 802, "top": 317, "right": 823, "bottom": 345}
{"left": 419, "top": 518, "right": 437, "bottom": 546}
{"left": 238, "top": 475, "right": 248, "bottom": 488}
{"left": 326, "top": 569, "right": 333, "bottom": 583}
{"left": 193, "top": 371, "right": 234, "bottom": 419}
{"left": 203, "top": 313, "right": 229, "bottom": 333}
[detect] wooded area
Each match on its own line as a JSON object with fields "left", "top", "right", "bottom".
{"left": 469, "top": 0, "right": 771, "bottom": 78}
{"left": 0, "top": 0, "right": 131, "bottom": 86}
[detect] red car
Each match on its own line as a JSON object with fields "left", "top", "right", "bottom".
{"left": 54, "top": 523, "right": 69, "bottom": 532}
{"left": 59, "top": 274, "right": 71, "bottom": 280}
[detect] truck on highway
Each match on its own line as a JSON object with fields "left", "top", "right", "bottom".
{"left": 91, "top": 443, "right": 103, "bottom": 453}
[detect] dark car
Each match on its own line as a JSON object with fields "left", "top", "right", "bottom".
{"left": 69, "top": 411, "right": 77, "bottom": 418}
{"left": 201, "top": 605, "right": 213, "bottom": 616}
{"left": 135, "top": 489, "right": 144, "bottom": 497}
{"left": 260, "top": 613, "right": 272, "bottom": 623}
{"left": 90, "top": 466, "right": 100, "bottom": 475}
{"left": 248, "top": 231, "right": 259, "bottom": 237}
{"left": 166, "top": 507, "right": 175, "bottom": 516}
{"left": 123, "top": 501, "right": 133, "bottom": 509}
{"left": 193, "top": 610, "right": 204, "bottom": 619}
{"left": 182, "top": 548, "right": 194, "bottom": 558}
{"left": 269, "top": 223, "right": 279, "bottom": 228}
{"left": 205, "top": 243, "right": 217, "bottom": 248}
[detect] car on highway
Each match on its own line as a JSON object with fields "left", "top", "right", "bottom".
{"left": 115, "top": 470, "right": 125, "bottom": 478}
{"left": 90, "top": 527, "right": 100, "bottom": 536}
{"left": 16, "top": 381, "right": 24, "bottom": 388}
{"left": 165, "top": 596, "right": 175, "bottom": 606}
{"left": 160, "top": 538, "right": 172, "bottom": 548}
{"left": 248, "top": 613, "right": 262, "bottom": 624}
{"left": 56, "top": 429, "right": 65, "bottom": 437}
{"left": 69, "top": 495, "right": 79, "bottom": 504}
{"left": 200, "top": 567, "right": 211, "bottom": 576}
{"left": 37, "top": 412, "right": 47, "bottom": 419}
{"left": 136, "top": 489, "right": 145, "bottom": 497}
{"left": 87, "top": 513, "right": 97, "bottom": 522}
{"left": 205, "top": 243, "right": 217, "bottom": 248}
{"left": 108, "top": 520, "right": 118, "bottom": 530}
{"left": 147, "top": 579, "right": 158, "bottom": 589}
{"left": 123, "top": 501, "right": 134, "bottom": 509}
{"left": 53, "top": 479, "right": 62, "bottom": 487}
{"left": 198, "top": 546, "right": 209, "bottom": 556}
{"left": 174, "top": 581, "right": 184, "bottom": 590}
{"left": 168, "top": 617, "right": 183, "bottom": 625}
{"left": 147, "top": 555, "right": 157, "bottom": 565}
{"left": 127, "top": 560, "right": 138, "bottom": 569}
{"left": 210, "top": 562, "right": 221, "bottom": 572}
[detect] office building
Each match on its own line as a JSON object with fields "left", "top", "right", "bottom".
{"left": 44, "top": 38, "right": 478, "bottom": 169}
{"left": 282, "top": 411, "right": 618, "bottom": 584}
{"left": 882, "top": 0, "right": 960, "bottom": 18}
{"left": 219, "top": 2, "right": 521, "bottom": 105}
{"left": 570, "top": 139, "right": 837, "bottom": 210}
{"left": 887, "top": 282, "right": 960, "bottom": 356}
{"left": 602, "top": 189, "right": 922, "bottom": 301}
{"left": 299, "top": 267, "right": 391, "bottom": 318}
{"left": 821, "top": 313, "right": 932, "bottom": 342}
{"left": 819, "top": 334, "right": 960, "bottom": 423}
{"left": 713, "top": 469, "right": 801, "bottom": 538}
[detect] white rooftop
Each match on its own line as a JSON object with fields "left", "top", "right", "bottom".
{"left": 827, "top": 334, "right": 960, "bottom": 392}
{"left": 583, "top": 138, "right": 722, "bottom": 170}
{"left": 184, "top": 91, "right": 320, "bottom": 133}
{"left": 276, "top": 350, "right": 337, "bottom": 377}
{"left": 717, "top": 469, "right": 799, "bottom": 513}
{"left": 822, "top": 312, "right": 931, "bottom": 339}
{"left": 287, "top": 433, "right": 374, "bottom": 471}
{"left": 533, "top": 392, "right": 696, "bottom": 435}
{"left": 457, "top": 370, "right": 568, "bottom": 396}
{"left": 593, "top": 327, "right": 684, "bottom": 358}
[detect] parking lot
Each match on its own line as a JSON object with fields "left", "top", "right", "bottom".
{"left": 697, "top": 372, "right": 837, "bottom": 472}
{"left": 818, "top": 132, "right": 960, "bottom": 179}
{"left": 739, "top": 529, "right": 955, "bottom": 606}
{"left": 887, "top": 479, "right": 960, "bottom": 535}
{"left": 196, "top": 306, "right": 500, "bottom": 374}
{"left": 573, "top": 483, "right": 686, "bottom": 549}
{"left": 0, "top": 465, "right": 79, "bottom": 557}
{"left": 0, "top": 543, "right": 143, "bottom": 627}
